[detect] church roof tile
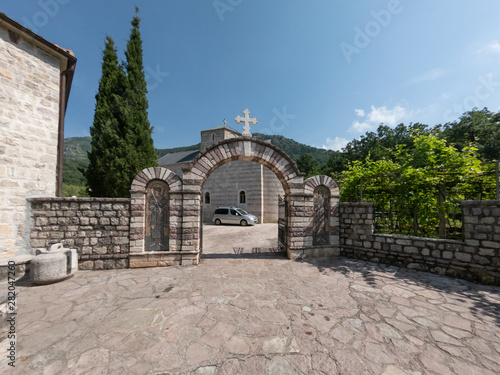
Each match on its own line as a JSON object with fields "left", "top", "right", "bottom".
{"left": 158, "top": 150, "right": 200, "bottom": 166}
{"left": 203, "top": 124, "right": 241, "bottom": 134}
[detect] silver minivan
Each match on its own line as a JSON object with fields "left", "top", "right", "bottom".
{"left": 212, "top": 207, "right": 258, "bottom": 226}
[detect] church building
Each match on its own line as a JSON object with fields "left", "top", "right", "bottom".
{"left": 158, "top": 111, "right": 284, "bottom": 223}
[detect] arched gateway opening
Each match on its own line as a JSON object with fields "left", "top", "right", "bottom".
{"left": 186, "top": 137, "right": 298, "bottom": 260}
{"left": 198, "top": 141, "right": 290, "bottom": 257}
{"left": 129, "top": 137, "right": 340, "bottom": 268}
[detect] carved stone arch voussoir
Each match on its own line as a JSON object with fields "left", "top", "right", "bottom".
{"left": 130, "top": 167, "right": 182, "bottom": 193}
{"left": 304, "top": 175, "right": 339, "bottom": 197}
{"left": 188, "top": 137, "right": 303, "bottom": 194}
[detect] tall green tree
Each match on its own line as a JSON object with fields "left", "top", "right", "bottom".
{"left": 85, "top": 36, "right": 128, "bottom": 197}
{"left": 85, "top": 10, "right": 157, "bottom": 198}
{"left": 296, "top": 153, "right": 319, "bottom": 178}
{"left": 439, "top": 108, "right": 500, "bottom": 160}
{"left": 120, "top": 10, "right": 158, "bottom": 190}
{"left": 342, "top": 123, "right": 430, "bottom": 165}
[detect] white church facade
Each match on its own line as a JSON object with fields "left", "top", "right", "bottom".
{"left": 158, "top": 111, "right": 284, "bottom": 223}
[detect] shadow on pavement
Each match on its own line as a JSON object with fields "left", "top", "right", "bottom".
{"left": 202, "top": 247, "right": 287, "bottom": 260}
{"left": 302, "top": 255, "right": 500, "bottom": 326}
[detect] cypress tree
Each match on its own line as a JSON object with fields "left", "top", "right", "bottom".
{"left": 85, "top": 9, "right": 157, "bottom": 198}
{"left": 85, "top": 36, "right": 128, "bottom": 197}
{"left": 121, "top": 10, "right": 158, "bottom": 189}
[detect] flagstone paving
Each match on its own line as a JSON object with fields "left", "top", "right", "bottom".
{"left": 2, "top": 228, "right": 500, "bottom": 374}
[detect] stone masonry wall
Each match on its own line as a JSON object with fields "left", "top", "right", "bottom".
{"left": 262, "top": 164, "right": 284, "bottom": 223}
{"left": 200, "top": 128, "right": 239, "bottom": 151}
{"left": 340, "top": 201, "right": 500, "bottom": 285}
{"left": 29, "top": 197, "right": 130, "bottom": 270}
{"left": 0, "top": 25, "right": 62, "bottom": 256}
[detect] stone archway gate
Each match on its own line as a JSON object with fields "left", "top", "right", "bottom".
{"left": 129, "top": 137, "right": 340, "bottom": 267}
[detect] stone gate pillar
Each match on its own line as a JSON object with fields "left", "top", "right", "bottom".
{"left": 179, "top": 191, "right": 201, "bottom": 254}
{"left": 128, "top": 167, "right": 198, "bottom": 267}
{"left": 300, "top": 175, "right": 340, "bottom": 258}
{"left": 179, "top": 168, "right": 204, "bottom": 262}
{"left": 286, "top": 176, "right": 311, "bottom": 259}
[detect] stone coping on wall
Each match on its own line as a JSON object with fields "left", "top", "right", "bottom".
{"left": 340, "top": 202, "right": 373, "bottom": 206}
{"left": 129, "top": 251, "right": 200, "bottom": 268}
{"left": 287, "top": 192, "right": 341, "bottom": 199}
{"left": 79, "top": 254, "right": 129, "bottom": 260}
{"left": 28, "top": 197, "right": 131, "bottom": 202}
{"left": 132, "top": 251, "right": 199, "bottom": 256}
{"left": 461, "top": 200, "right": 500, "bottom": 206}
{"left": 345, "top": 199, "right": 500, "bottom": 208}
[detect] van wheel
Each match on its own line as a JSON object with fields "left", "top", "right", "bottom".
{"left": 215, "top": 219, "right": 221, "bottom": 226}
{"left": 240, "top": 220, "right": 247, "bottom": 227}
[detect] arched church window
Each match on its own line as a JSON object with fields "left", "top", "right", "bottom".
{"left": 239, "top": 190, "right": 246, "bottom": 204}
{"left": 205, "top": 192, "right": 211, "bottom": 204}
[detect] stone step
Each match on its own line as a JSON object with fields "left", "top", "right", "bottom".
{"left": 0, "top": 255, "right": 32, "bottom": 284}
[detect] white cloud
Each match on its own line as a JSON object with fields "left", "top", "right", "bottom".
{"left": 481, "top": 41, "right": 500, "bottom": 54}
{"left": 366, "top": 105, "right": 406, "bottom": 126}
{"left": 348, "top": 105, "right": 408, "bottom": 133}
{"left": 408, "top": 68, "right": 445, "bottom": 85}
{"left": 350, "top": 120, "right": 373, "bottom": 133}
{"left": 322, "top": 137, "right": 349, "bottom": 151}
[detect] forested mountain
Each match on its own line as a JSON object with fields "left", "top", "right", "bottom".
{"left": 156, "top": 133, "right": 334, "bottom": 162}
{"left": 63, "top": 133, "right": 335, "bottom": 190}
{"left": 252, "top": 133, "right": 334, "bottom": 164}
{"left": 63, "top": 137, "right": 91, "bottom": 186}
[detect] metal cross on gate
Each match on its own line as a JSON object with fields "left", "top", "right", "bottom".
{"left": 235, "top": 108, "right": 258, "bottom": 136}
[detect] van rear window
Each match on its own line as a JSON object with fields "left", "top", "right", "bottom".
{"left": 215, "top": 208, "right": 228, "bottom": 215}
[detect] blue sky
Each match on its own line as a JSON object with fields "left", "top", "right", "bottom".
{"left": 3, "top": 1, "right": 500, "bottom": 150}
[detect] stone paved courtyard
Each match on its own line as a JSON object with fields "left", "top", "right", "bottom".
{"left": 3, "top": 224, "right": 500, "bottom": 374}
